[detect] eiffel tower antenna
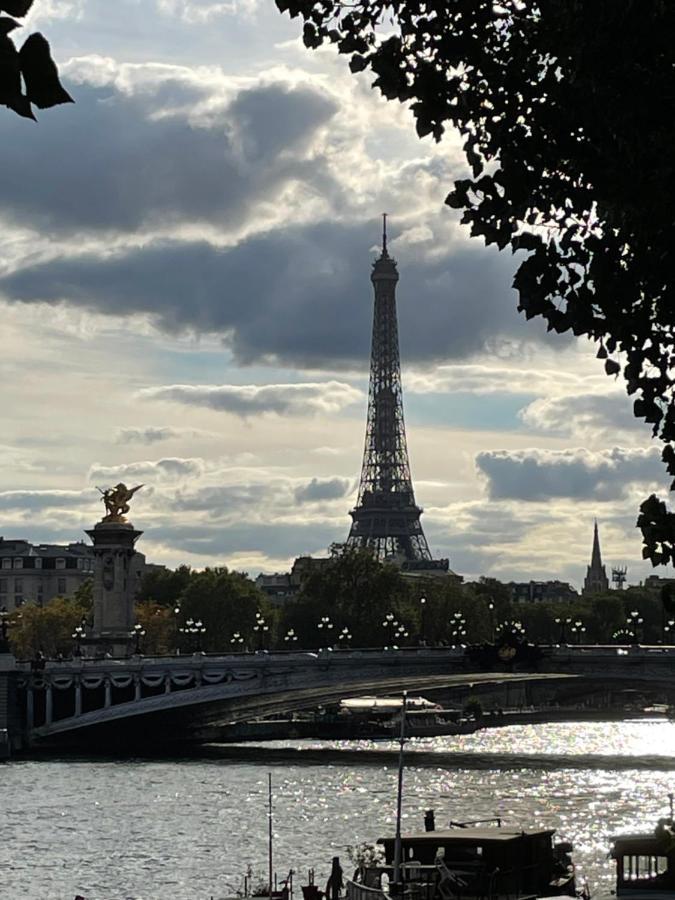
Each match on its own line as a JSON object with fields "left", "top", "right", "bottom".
{"left": 346, "top": 219, "right": 446, "bottom": 570}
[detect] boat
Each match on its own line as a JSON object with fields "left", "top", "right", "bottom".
{"left": 610, "top": 795, "right": 675, "bottom": 897}
{"left": 345, "top": 811, "right": 577, "bottom": 900}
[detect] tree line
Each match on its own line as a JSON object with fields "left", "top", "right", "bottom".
{"left": 4, "top": 550, "right": 673, "bottom": 658}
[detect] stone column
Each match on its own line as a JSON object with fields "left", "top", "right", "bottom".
{"left": 104, "top": 678, "right": 112, "bottom": 709}
{"left": 85, "top": 521, "right": 143, "bottom": 658}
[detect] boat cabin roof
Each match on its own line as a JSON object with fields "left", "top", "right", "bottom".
{"left": 610, "top": 825, "right": 675, "bottom": 857}
{"left": 380, "top": 827, "right": 556, "bottom": 845}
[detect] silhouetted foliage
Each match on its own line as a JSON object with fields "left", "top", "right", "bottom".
{"left": 0, "top": 1, "right": 72, "bottom": 119}
{"left": 276, "top": 0, "right": 675, "bottom": 565}
{"left": 138, "top": 564, "right": 193, "bottom": 608}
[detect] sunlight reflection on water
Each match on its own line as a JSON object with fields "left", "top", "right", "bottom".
{"left": 2, "top": 721, "right": 674, "bottom": 900}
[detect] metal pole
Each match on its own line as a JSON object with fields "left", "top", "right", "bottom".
{"left": 268, "top": 772, "right": 274, "bottom": 900}
{"left": 393, "top": 691, "right": 407, "bottom": 887}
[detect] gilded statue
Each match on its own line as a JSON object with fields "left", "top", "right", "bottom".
{"left": 97, "top": 483, "right": 143, "bottom": 523}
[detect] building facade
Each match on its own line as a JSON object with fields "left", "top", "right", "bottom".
{"left": 509, "top": 580, "right": 578, "bottom": 603}
{"left": 0, "top": 537, "right": 146, "bottom": 611}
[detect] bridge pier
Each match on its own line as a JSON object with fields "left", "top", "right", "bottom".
{"left": 75, "top": 679, "right": 82, "bottom": 718}
{"left": 0, "top": 646, "right": 24, "bottom": 758}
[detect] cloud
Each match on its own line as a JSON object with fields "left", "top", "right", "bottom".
{"left": 156, "top": 0, "right": 260, "bottom": 21}
{"left": 293, "top": 477, "right": 351, "bottom": 504}
{"left": 89, "top": 457, "right": 205, "bottom": 483}
{"left": 138, "top": 381, "right": 363, "bottom": 416}
{"left": 115, "top": 426, "right": 213, "bottom": 445}
{"left": 0, "top": 490, "right": 91, "bottom": 512}
{"left": 0, "top": 223, "right": 559, "bottom": 368}
{"left": 0, "top": 65, "right": 337, "bottom": 235}
{"left": 519, "top": 392, "right": 646, "bottom": 441}
{"left": 476, "top": 447, "right": 666, "bottom": 502}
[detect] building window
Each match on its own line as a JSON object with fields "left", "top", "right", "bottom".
{"left": 2, "top": 558, "right": 11, "bottom": 569}
{"left": 57, "top": 577, "right": 66, "bottom": 595}
{"left": 34, "top": 557, "right": 42, "bottom": 569}
{"left": 0, "top": 579, "right": 6, "bottom": 594}
{"left": 56, "top": 558, "right": 66, "bottom": 569}
{"left": 14, "top": 579, "right": 22, "bottom": 593}
{"left": 13, "top": 558, "right": 23, "bottom": 569}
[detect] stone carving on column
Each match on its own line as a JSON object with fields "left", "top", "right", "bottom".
{"left": 84, "top": 484, "right": 145, "bottom": 658}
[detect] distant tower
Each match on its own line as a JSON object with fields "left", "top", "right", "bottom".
{"left": 582, "top": 520, "right": 610, "bottom": 595}
{"left": 611, "top": 565, "right": 628, "bottom": 590}
{"left": 346, "top": 217, "right": 447, "bottom": 572}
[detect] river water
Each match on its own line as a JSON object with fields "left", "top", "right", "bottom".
{"left": 2, "top": 720, "right": 675, "bottom": 900}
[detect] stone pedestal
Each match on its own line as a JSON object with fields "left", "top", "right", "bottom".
{"left": 85, "top": 522, "right": 143, "bottom": 657}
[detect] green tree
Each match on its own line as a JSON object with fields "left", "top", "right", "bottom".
{"left": 176, "top": 567, "right": 266, "bottom": 652}
{"left": 280, "top": 548, "right": 408, "bottom": 647}
{"left": 138, "top": 564, "right": 193, "bottom": 608}
{"left": 9, "top": 595, "right": 88, "bottom": 659}
{"left": 277, "top": 0, "right": 675, "bottom": 566}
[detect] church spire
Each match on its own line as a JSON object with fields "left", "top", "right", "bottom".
{"left": 583, "top": 520, "right": 609, "bottom": 595}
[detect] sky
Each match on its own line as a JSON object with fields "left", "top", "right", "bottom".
{"left": 0, "top": 0, "right": 671, "bottom": 589}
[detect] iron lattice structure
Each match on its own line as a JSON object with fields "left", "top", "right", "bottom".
{"left": 346, "top": 221, "right": 433, "bottom": 562}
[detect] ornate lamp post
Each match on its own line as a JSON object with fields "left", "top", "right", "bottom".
{"left": 338, "top": 626, "right": 352, "bottom": 647}
{"left": 382, "top": 612, "right": 398, "bottom": 648}
{"left": 487, "top": 599, "right": 495, "bottom": 642}
{"left": 253, "top": 611, "right": 269, "bottom": 651}
{"left": 284, "top": 628, "right": 298, "bottom": 645}
{"left": 131, "top": 622, "right": 146, "bottom": 655}
{"left": 613, "top": 627, "right": 635, "bottom": 644}
{"left": 317, "top": 616, "right": 334, "bottom": 647}
{"left": 554, "top": 616, "right": 572, "bottom": 643}
{"left": 450, "top": 611, "right": 467, "bottom": 644}
{"left": 230, "top": 631, "right": 245, "bottom": 650}
{"left": 193, "top": 619, "right": 206, "bottom": 652}
{"left": 394, "top": 622, "right": 409, "bottom": 646}
{"left": 664, "top": 620, "right": 675, "bottom": 644}
{"left": 627, "top": 610, "right": 644, "bottom": 643}
{"left": 71, "top": 621, "right": 86, "bottom": 657}
{"left": 570, "top": 619, "right": 586, "bottom": 644}
{"left": 419, "top": 596, "right": 427, "bottom": 646}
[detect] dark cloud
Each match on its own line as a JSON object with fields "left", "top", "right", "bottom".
{"left": 139, "top": 381, "right": 362, "bottom": 416}
{"left": 0, "top": 490, "right": 91, "bottom": 512}
{"left": 115, "top": 426, "right": 210, "bottom": 445}
{"left": 0, "top": 77, "right": 336, "bottom": 232}
{"left": 294, "top": 477, "right": 351, "bottom": 504}
{"left": 0, "top": 221, "right": 559, "bottom": 367}
{"left": 476, "top": 447, "right": 666, "bottom": 502}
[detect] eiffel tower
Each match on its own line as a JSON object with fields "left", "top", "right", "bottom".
{"left": 346, "top": 217, "right": 448, "bottom": 571}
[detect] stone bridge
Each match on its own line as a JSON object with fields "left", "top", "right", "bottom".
{"left": 5, "top": 644, "right": 675, "bottom": 753}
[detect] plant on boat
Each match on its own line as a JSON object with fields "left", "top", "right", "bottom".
{"left": 347, "top": 841, "right": 385, "bottom": 877}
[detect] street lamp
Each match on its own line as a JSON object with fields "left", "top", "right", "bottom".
{"left": 284, "top": 628, "right": 298, "bottom": 645}
{"left": 131, "top": 622, "right": 146, "bottom": 655}
{"left": 253, "top": 611, "right": 269, "bottom": 650}
{"left": 317, "top": 616, "right": 334, "bottom": 647}
{"left": 192, "top": 619, "right": 207, "bottom": 652}
{"left": 613, "top": 627, "right": 635, "bottom": 644}
{"left": 626, "top": 610, "right": 644, "bottom": 643}
{"left": 664, "top": 620, "right": 675, "bottom": 643}
{"left": 71, "top": 620, "right": 86, "bottom": 656}
{"left": 450, "top": 611, "right": 467, "bottom": 644}
{"left": 230, "top": 631, "right": 245, "bottom": 650}
{"left": 487, "top": 599, "right": 495, "bottom": 642}
{"left": 338, "top": 626, "right": 352, "bottom": 647}
{"left": 554, "top": 616, "right": 572, "bottom": 643}
{"left": 419, "top": 597, "right": 427, "bottom": 646}
{"left": 394, "top": 622, "right": 409, "bottom": 646}
{"left": 570, "top": 619, "right": 586, "bottom": 644}
{"left": 382, "top": 612, "right": 399, "bottom": 648}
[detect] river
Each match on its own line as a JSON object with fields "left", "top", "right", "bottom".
{"left": 2, "top": 720, "right": 675, "bottom": 900}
